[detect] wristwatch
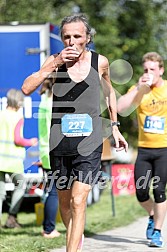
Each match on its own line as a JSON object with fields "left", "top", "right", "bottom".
{"left": 111, "top": 121, "right": 120, "bottom": 127}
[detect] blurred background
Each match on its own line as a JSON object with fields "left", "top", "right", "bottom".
{"left": 1, "top": 0, "right": 167, "bottom": 148}
{"left": 1, "top": 0, "right": 167, "bottom": 192}
{"left": 1, "top": 3, "right": 166, "bottom": 249}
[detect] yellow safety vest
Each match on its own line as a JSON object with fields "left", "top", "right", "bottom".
{"left": 0, "top": 109, "right": 25, "bottom": 173}
{"left": 38, "top": 94, "right": 52, "bottom": 169}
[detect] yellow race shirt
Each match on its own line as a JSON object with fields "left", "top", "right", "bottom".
{"left": 136, "top": 80, "right": 167, "bottom": 148}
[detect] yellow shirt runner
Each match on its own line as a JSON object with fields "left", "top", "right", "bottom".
{"left": 136, "top": 80, "right": 167, "bottom": 148}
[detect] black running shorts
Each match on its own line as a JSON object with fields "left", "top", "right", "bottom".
{"left": 50, "top": 151, "right": 102, "bottom": 190}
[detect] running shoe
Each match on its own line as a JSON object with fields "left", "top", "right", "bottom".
{"left": 149, "top": 231, "right": 164, "bottom": 247}
{"left": 146, "top": 218, "right": 154, "bottom": 239}
{"left": 77, "top": 234, "right": 84, "bottom": 252}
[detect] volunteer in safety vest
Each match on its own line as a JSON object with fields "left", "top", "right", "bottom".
{"left": 0, "top": 89, "right": 37, "bottom": 228}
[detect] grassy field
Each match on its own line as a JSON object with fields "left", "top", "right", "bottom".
{"left": 0, "top": 189, "right": 146, "bottom": 252}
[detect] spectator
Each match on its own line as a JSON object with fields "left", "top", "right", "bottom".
{"left": 38, "top": 79, "right": 60, "bottom": 238}
{"left": 0, "top": 89, "right": 37, "bottom": 228}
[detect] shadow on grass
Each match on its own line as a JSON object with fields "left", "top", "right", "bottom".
{"left": 0, "top": 226, "right": 66, "bottom": 237}
{"left": 0, "top": 221, "right": 36, "bottom": 229}
{"left": 84, "top": 229, "right": 97, "bottom": 237}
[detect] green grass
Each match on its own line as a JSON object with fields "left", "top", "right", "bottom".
{"left": 0, "top": 189, "right": 146, "bottom": 252}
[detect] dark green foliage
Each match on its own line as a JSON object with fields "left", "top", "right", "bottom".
{"left": 1, "top": 0, "right": 167, "bottom": 146}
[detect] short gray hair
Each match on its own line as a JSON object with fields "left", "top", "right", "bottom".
{"left": 7, "top": 89, "right": 24, "bottom": 109}
{"left": 60, "top": 14, "right": 94, "bottom": 43}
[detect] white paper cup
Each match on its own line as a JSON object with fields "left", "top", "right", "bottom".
{"left": 147, "top": 73, "right": 154, "bottom": 86}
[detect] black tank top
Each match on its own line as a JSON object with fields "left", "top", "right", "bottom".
{"left": 50, "top": 51, "right": 103, "bottom": 156}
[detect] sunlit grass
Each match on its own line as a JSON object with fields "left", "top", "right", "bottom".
{"left": 0, "top": 189, "right": 146, "bottom": 252}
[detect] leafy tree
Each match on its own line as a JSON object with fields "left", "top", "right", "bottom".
{"left": 1, "top": 0, "right": 167, "bottom": 147}
{"left": 0, "top": 0, "right": 55, "bottom": 23}
{"left": 110, "top": 0, "right": 167, "bottom": 146}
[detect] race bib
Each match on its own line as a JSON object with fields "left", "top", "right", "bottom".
{"left": 61, "top": 114, "right": 93, "bottom": 137}
{"left": 144, "top": 116, "right": 165, "bottom": 134}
